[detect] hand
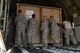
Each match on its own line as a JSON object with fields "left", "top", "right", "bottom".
{"left": 57, "top": 23, "right": 62, "bottom": 27}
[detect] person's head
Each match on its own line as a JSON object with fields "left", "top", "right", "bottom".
{"left": 17, "top": 9, "right": 22, "bottom": 16}
{"left": 43, "top": 16, "right": 47, "bottom": 20}
{"left": 32, "top": 14, "right": 36, "bottom": 18}
{"left": 50, "top": 15, "right": 53, "bottom": 19}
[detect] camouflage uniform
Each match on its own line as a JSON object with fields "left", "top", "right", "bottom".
{"left": 27, "top": 18, "right": 37, "bottom": 48}
{"left": 50, "top": 17, "right": 59, "bottom": 46}
{"left": 64, "top": 29, "right": 77, "bottom": 46}
{"left": 41, "top": 18, "right": 49, "bottom": 49}
{"left": 63, "top": 21, "right": 77, "bottom": 46}
{"left": 15, "top": 15, "right": 27, "bottom": 47}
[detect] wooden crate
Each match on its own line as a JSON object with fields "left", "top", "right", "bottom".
{"left": 17, "top": 3, "right": 62, "bottom": 46}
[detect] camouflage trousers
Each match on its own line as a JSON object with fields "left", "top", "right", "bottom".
{"left": 15, "top": 29, "right": 27, "bottom": 47}
{"left": 51, "top": 30, "right": 59, "bottom": 46}
{"left": 42, "top": 31, "right": 48, "bottom": 49}
{"left": 64, "top": 29, "right": 77, "bottom": 46}
{"left": 27, "top": 30, "right": 36, "bottom": 48}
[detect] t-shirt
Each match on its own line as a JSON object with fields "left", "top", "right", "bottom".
{"left": 63, "top": 21, "right": 72, "bottom": 29}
